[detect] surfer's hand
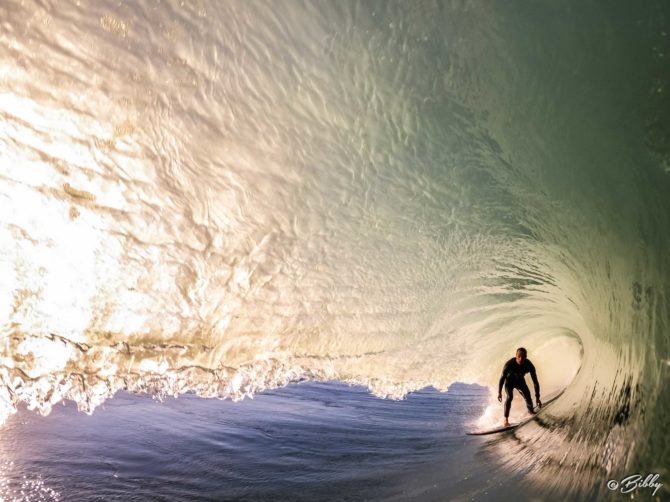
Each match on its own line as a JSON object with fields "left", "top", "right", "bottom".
{"left": 497, "top": 394, "right": 502, "bottom": 403}
{"left": 537, "top": 399, "right": 542, "bottom": 408}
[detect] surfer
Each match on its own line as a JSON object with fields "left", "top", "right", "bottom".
{"left": 497, "top": 347, "right": 541, "bottom": 427}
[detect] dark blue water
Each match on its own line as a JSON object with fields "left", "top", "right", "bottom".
{"left": 1, "top": 383, "right": 517, "bottom": 501}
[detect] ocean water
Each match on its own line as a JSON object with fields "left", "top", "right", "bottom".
{"left": 1, "top": 383, "right": 503, "bottom": 501}
{"left": 0, "top": 0, "right": 669, "bottom": 500}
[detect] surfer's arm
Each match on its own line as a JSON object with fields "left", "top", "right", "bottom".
{"left": 529, "top": 362, "right": 540, "bottom": 399}
{"left": 498, "top": 361, "right": 510, "bottom": 396}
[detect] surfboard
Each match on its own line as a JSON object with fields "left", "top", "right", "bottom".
{"left": 466, "top": 390, "right": 564, "bottom": 436}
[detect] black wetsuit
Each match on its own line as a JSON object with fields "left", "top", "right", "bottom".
{"left": 498, "top": 358, "right": 540, "bottom": 418}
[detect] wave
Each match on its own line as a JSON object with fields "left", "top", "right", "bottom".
{"left": 1, "top": 0, "right": 668, "bottom": 498}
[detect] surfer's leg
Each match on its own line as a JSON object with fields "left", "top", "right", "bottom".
{"left": 504, "top": 382, "right": 514, "bottom": 418}
{"left": 518, "top": 381, "right": 534, "bottom": 413}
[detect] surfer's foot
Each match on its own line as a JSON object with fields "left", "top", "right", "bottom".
{"left": 503, "top": 420, "right": 510, "bottom": 427}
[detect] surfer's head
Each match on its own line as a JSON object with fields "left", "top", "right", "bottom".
{"left": 516, "top": 347, "right": 527, "bottom": 364}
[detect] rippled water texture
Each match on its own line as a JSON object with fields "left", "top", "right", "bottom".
{"left": 1, "top": 0, "right": 669, "bottom": 499}
{"left": 1, "top": 383, "right": 497, "bottom": 501}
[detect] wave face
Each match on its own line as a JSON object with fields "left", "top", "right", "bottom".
{"left": 1, "top": 0, "right": 668, "bottom": 496}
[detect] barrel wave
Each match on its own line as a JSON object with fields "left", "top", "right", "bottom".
{"left": 0, "top": 0, "right": 668, "bottom": 498}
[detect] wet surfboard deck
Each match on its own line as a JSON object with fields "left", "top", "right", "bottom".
{"left": 466, "top": 390, "right": 563, "bottom": 436}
